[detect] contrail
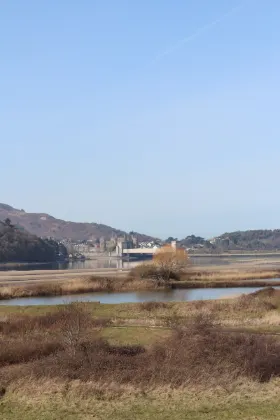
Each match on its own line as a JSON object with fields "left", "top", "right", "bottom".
{"left": 152, "top": 1, "right": 247, "bottom": 63}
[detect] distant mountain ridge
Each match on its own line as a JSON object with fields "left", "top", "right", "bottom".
{"left": 212, "top": 230, "right": 280, "bottom": 251}
{"left": 2, "top": 204, "right": 280, "bottom": 250}
{"left": 0, "top": 203, "right": 155, "bottom": 242}
{"left": 178, "top": 230, "right": 280, "bottom": 252}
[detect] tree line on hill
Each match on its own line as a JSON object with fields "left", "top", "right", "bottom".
{"left": 173, "top": 230, "right": 280, "bottom": 252}
{"left": 0, "top": 219, "right": 68, "bottom": 263}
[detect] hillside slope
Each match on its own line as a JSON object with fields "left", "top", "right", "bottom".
{"left": 0, "top": 221, "right": 67, "bottom": 263}
{"left": 179, "top": 230, "right": 280, "bottom": 252}
{"left": 0, "top": 204, "right": 154, "bottom": 242}
{"left": 213, "top": 230, "right": 280, "bottom": 251}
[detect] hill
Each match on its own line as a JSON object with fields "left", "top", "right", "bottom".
{"left": 212, "top": 230, "right": 280, "bottom": 251}
{"left": 179, "top": 230, "right": 280, "bottom": 252}
{"left": 0, "top": 204, "right": 155, "bottom": 242}
{"left": 178, "top": 235, "right": 213, "bottom": 250}
{"left": 0, "top": 220, "right": 67, "bottom": 263}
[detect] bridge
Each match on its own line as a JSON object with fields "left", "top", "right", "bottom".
{"left": 121, "top": 248, "right": 157, "bottom": 259}
{"left": 116, "top": 241, "right": 177, "bottom": 259}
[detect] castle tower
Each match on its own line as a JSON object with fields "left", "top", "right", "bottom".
{"left": 99, "top": 237, "right": 106, "bottom": 252}
{"left": 132, "top": 235, "right": 138, "bottom": 248}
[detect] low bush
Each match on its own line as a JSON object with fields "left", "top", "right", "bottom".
{"left": 130, "top": 263, "right": 180, "bottom": 284}
{"left": 2, "top": 306, "right": 280, "bottom": 388}
{"left": 130, "top": 264, "right": 158, "bottom": 279}
{"left": 139, "top": 301, "right": 169, "bottom": 311}
{"left": 11, "top": 313, "right": 280, "bottom": 386}
{"left": 0, "top": 338, "right": 62, "bottom": 366}
{"left": 233, "top": 293, "right": 277, "bottom": 312}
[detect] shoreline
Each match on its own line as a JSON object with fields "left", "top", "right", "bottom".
{"left": 0, "top": 282, "right": 278, "bottom": 304}
{"left": 0, "top": 261, "right": 280, "bottom": 302}
{"left": 1, "top": 250, "right": 280, "bottom": 266}
{"left": 172, "top": 280, "right": 280, "bottom": 289}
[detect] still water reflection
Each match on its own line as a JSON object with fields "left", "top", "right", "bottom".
{"left": 2, "top": 254, "right": 279, "bottom": 272}
{"left": 0, "top": 286, "right": 269, "bottom": 306}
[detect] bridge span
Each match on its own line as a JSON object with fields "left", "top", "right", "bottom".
{"left": 122, "top": 248, "right": 157, "bottom": 258}
{"left": 116, "top": 241, "right": 176, "bottom": 259}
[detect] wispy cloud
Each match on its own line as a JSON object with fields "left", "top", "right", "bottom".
{"left": 152, "top": 1, "right": 247, "bottom": 63}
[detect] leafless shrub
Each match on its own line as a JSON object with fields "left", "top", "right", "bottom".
{"left": 130, "top": 264, "right": 157, "bottom": 279}
{"left": 139, "top": 301, "right": 169, "bottom": 312}
{"left": 0, "top": 312, "right": 66, "bottom": 335}
{"left": 107, "top": 345, "right": 145, "bottom": 357}
{"left": 54, "top": 303, "right": 94, "bottom": 354}
{"left": 130, "top": 263, "right": 180, "bottom": 284}
{"left": 160, "top": 314, "right": 280, "bottom": 384}
{"left": 0, "top": 338, "right": 62, "bottom": 367}
{"left": 3, "top": 307, "right": 280, "bottom": 388}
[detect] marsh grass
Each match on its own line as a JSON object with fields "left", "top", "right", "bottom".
{"left": 2, "top": 292, "right": 280, "bottom": 419}
{"left": 0, "top": 276, "right": 155, "bottom": 301}
{"left": 2, "top": 303, "right": 280, "bottom": 388}
{"left": 184, "top": 269, "right": 280, "bottom": 282}
{"left": 3, "top": 379, "right": 280, "bottom": 420}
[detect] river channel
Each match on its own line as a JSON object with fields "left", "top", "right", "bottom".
{"left": 0, "top": 286, "right": 274, "bottom": 306}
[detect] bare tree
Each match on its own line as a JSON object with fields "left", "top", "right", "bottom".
{"left": 153, "top": 245, "right": 190, "bottom": 283}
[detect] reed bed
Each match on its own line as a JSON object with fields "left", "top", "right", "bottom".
{"left": 0, "top": 276, "right": 156, "bottom": 301}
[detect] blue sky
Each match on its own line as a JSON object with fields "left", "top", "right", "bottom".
{"left": 1, "top": 0, "right": 280, "bottom": 239}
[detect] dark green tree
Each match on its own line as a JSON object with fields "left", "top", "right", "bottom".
{"left": 4, "top": 218, "right": 12, "bottom": 227}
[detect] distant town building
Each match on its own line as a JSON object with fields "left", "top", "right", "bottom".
{"left": 99, "top": 237, "right": 106, "bottom": 252}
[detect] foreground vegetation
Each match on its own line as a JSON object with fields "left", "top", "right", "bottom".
{"left": 3, "top": 379, "right": 280, "bottom": 420}
{"left": 1, "top": 289, "right": 280, "bottom": 418}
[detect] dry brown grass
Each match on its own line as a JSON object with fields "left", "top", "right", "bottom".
{"left": 0, "top": 276, "right": 156, "bottom": 301}
{"left": 2, "top": 304, "right": 280, "bottom": 390}
{"left": 186, "top": 269, "right": 280, "bottom": 282}
{"left": 20, "top": 319, "right": 280, "bottom": 384}
{"left": 137, "top": 288, "right": 280, "bottom": 328}
{"left": 4, "top": 377, "right": 280, "bottom": 420}
{"left": 3, "top": 289, "right": 280, "bottom": 419}
{"left": 132, "top": 264, "right": 280, "bottom": 290}
{"left": 138, "top": 301, "right": 169, "bottom": 312}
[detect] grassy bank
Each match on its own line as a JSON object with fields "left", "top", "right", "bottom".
{"left": 0, "top": 276, "right": 155, "bottom": 301}
{"left": 1, "top": 290, "right": 280, "bottom": 418}
{"left": 185, "top": 269, "right": 280, "bottom": 282}
{"left": 3, "top": 380, "right": 280, "bottom": 420}
{"left": 1, "top": 287, "right": 280, "bottom": 327}
{"left": 173, "top": 279, "right": 280, "bottom": 289}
